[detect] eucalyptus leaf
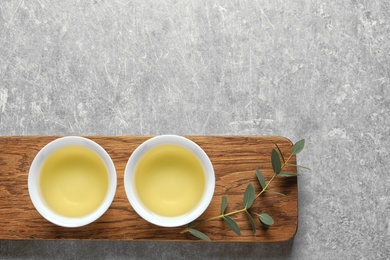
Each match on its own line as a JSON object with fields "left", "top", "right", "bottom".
{"left": 244, "top": 183, "right": 255, "bottom": 209}
{"left": 259, "top": 213, "right": 274, "bottom": 228}
{"left": 271, "top": 149, "right": 281, "bottom": 174}
{"left": 255, "top": 168, "right": 266, "bottom": 190}
{"left": 286, "top": 163, "right": 311, "bottom": 170}
{"left": 270, "top": 191, "right": 286, "bottom": 196}
{"left": 245, "top": 210, "right": 256, "bottom": 233}
{"left": 264, "top": 190, "right": 286, "bottom": 196}
{"left": 224, "top": 216, "right": 241, "bottom": 236}
{"left": 221, "top": 195, "right": 228, "bottom": 215}
{"left": 278, "top": 172, "right": 297, "bottom": 177}
{"left": 188, "top": 228, "right": 211, "bottom": 241}
{"left": 273, "top": 142, "right": 285, "bottom": 163}
{"left": 291, "top": 139, "right": 305, "bottom": 155}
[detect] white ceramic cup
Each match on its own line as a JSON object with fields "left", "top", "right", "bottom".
{"left": 124, "top": 135, "right": 215, "bottom": 227}
{"left": 28, "top": 136, "right": 117, "bottom": 227}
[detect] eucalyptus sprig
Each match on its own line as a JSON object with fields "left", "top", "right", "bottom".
{"left": 181, "top": 139, "right": 308, "bottom": 241}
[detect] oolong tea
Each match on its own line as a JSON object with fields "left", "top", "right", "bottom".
{"left": 39, "top": 145, "right": 109, "bottom": 217}
{"left": 134, "top": 144, "right": 206, "bottom": 217}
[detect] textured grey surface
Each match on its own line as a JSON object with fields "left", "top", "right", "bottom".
{"left": 1, "top": 0, "right": 389, "bottom": 259}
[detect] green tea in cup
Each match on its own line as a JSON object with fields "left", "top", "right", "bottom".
{"left": 134, "top": 144, "right": 206, "bottom": 217}
{"left": 124, "top": 135, "right": 215, "bottom": 227}
{"left": 28, "top": 136, "right": 117, "bottom": 227}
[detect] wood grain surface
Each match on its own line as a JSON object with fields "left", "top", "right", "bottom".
{"left": 0, "top": 136, "right": 297, "bottom": 242}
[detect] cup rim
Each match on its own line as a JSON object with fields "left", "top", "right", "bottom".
{"left": 124, "top": 135, "right": 215, "bottom": 227}
{"left": 28, "top": 136, "right": 117, "bottom": 228}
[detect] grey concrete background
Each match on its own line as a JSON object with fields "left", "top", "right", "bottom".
{"left": 0, "top": 0, "right": 389, "bottom": 259}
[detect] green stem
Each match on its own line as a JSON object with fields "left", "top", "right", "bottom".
{"left": 180, "top": 227, "right": 190, "bottom": 234}
{"left": 283, "top": 154, "right": 293, "bottom": 168}
{"left": 203, "top": 208, "right": 246, "bottom": 222}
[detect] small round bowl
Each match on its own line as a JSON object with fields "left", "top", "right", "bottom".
{"left": 28, "top": 136, "right": 117, "bottom": 228}
{"left": 124, "top": 135, "right": 215, "bottom": 227}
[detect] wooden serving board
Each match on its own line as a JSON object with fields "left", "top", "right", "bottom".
{"left": 0, "top": 136, "right": 297, "bottom": 242}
